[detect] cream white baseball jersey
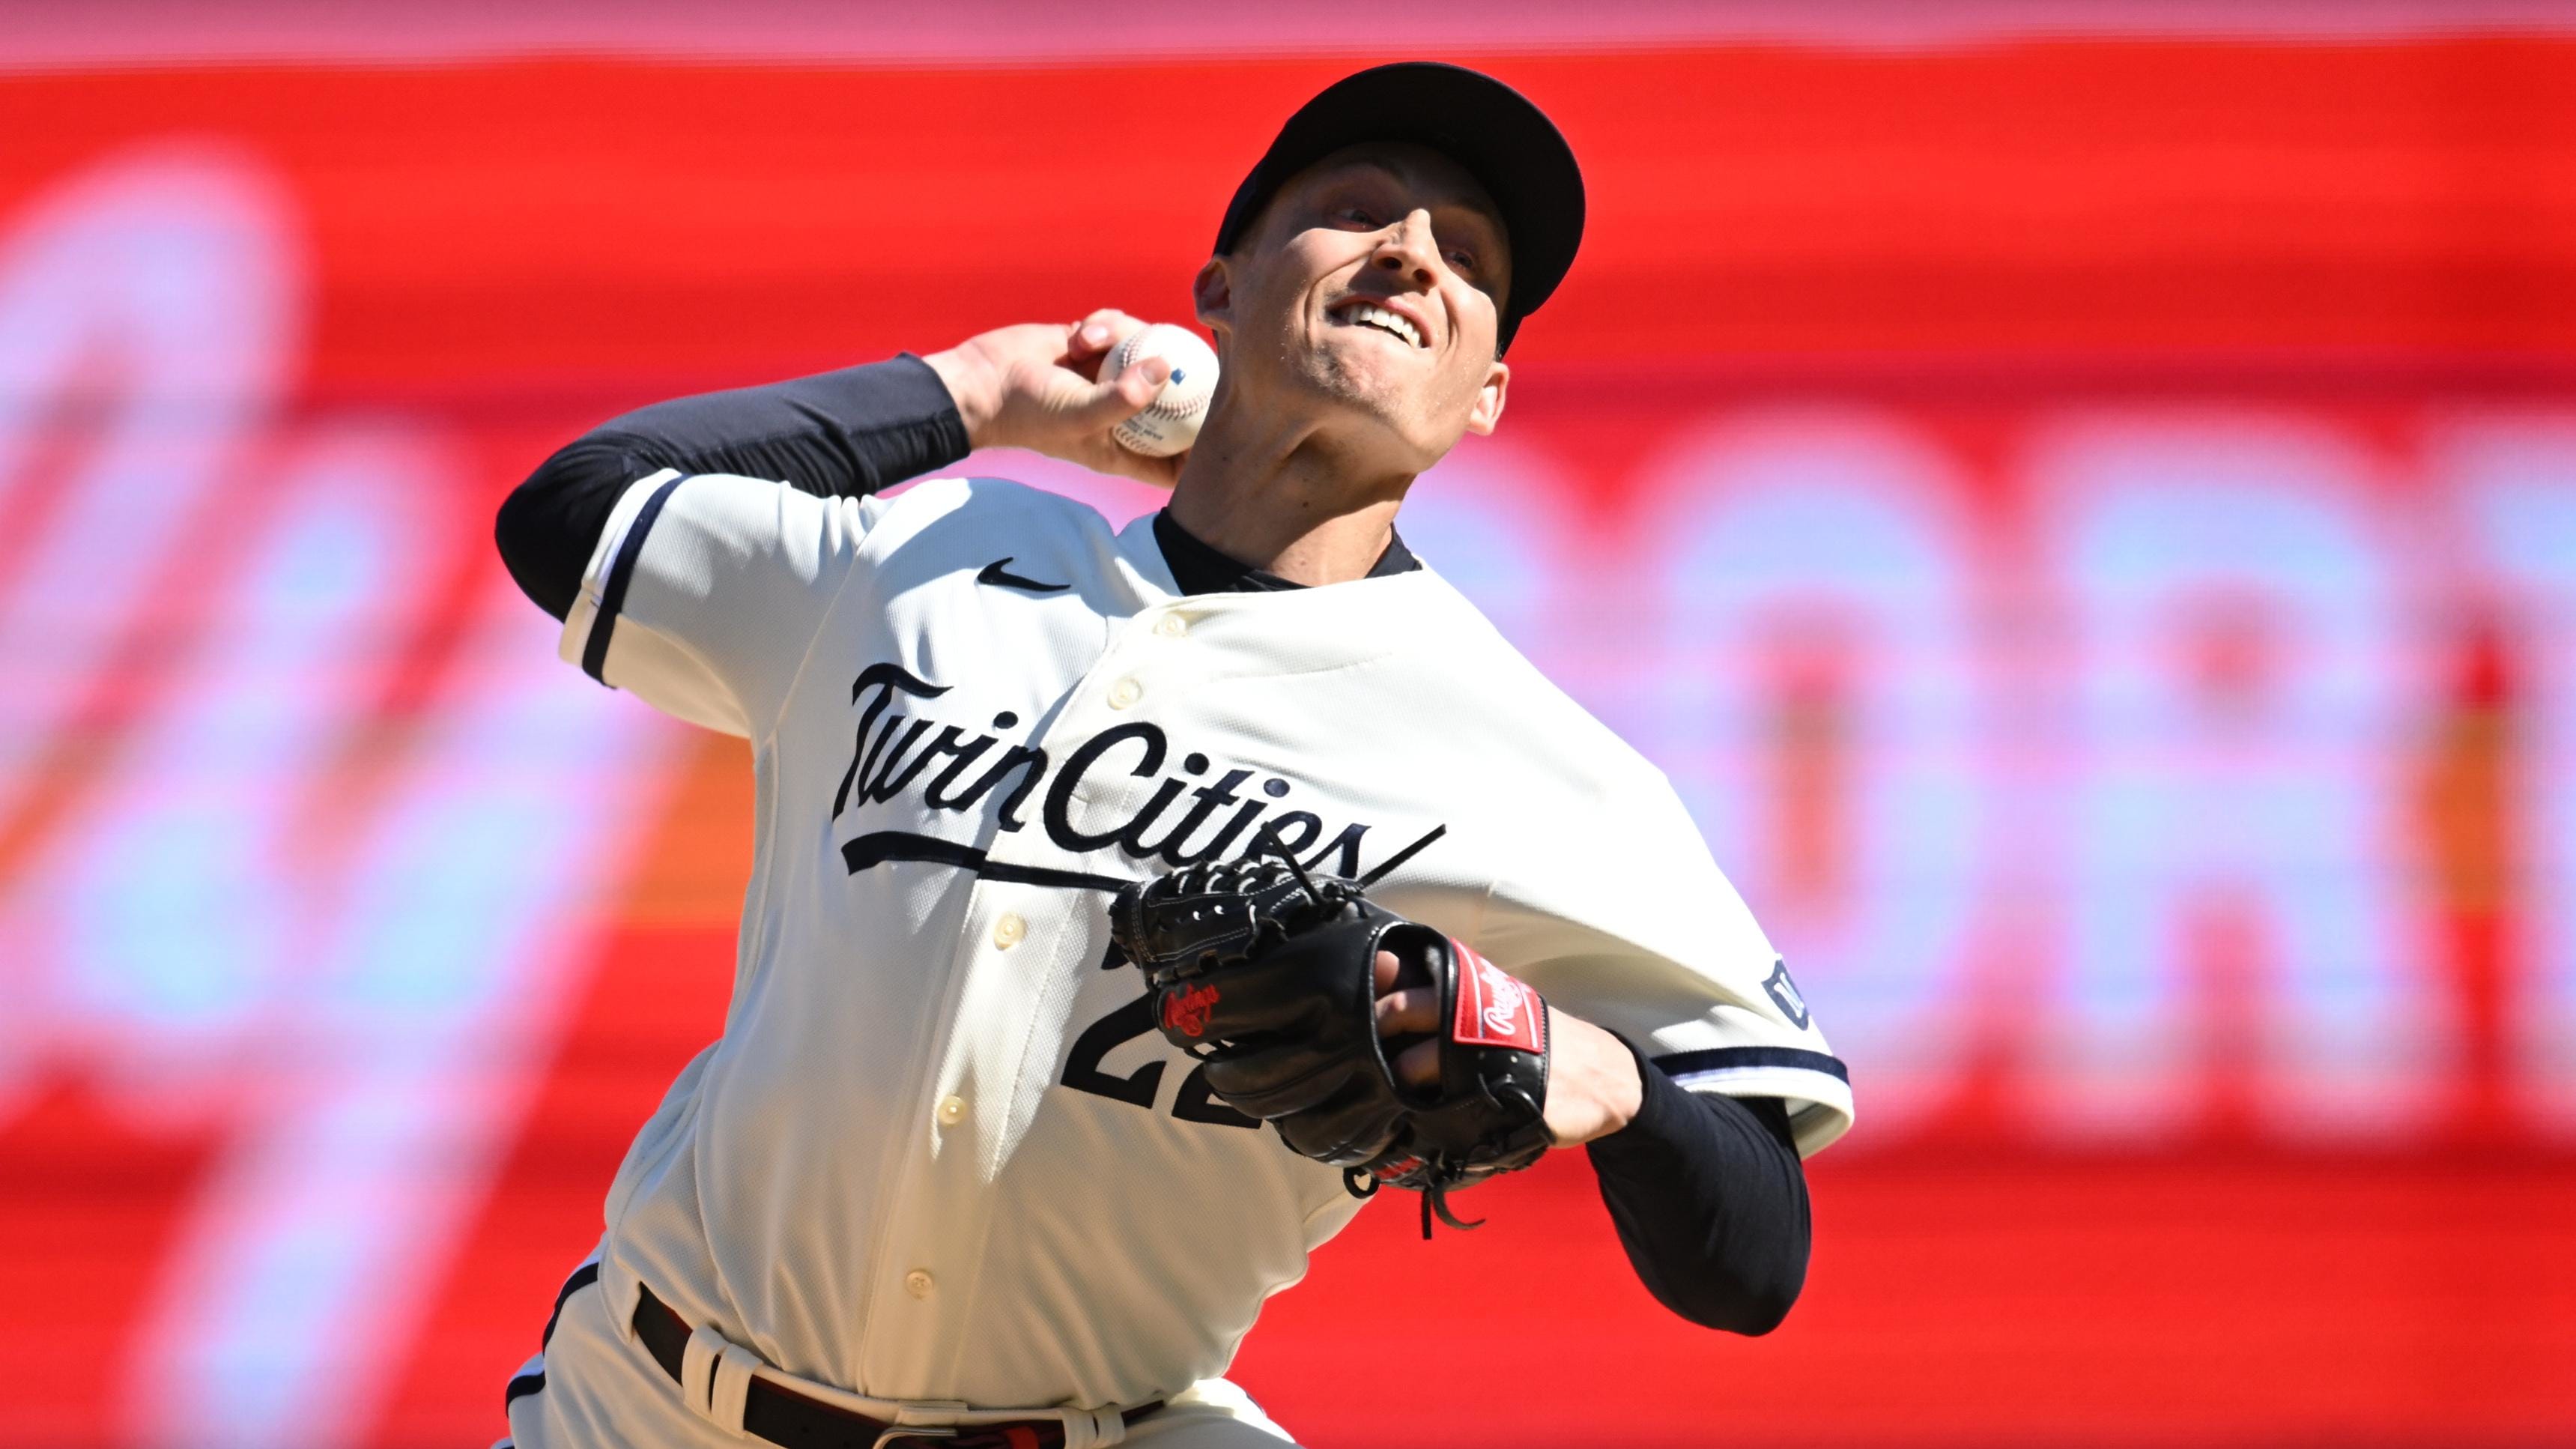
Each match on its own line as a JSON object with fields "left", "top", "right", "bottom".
{"left": 551, "top": 466, "right": 1852, "bottom": 1418}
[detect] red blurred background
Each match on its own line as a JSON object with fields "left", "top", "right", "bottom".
{"left": 3, "top": 6, "right": 2575, "bottom": 1447}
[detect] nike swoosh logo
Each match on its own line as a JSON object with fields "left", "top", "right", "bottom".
{"left": 977, "top": 557, "right": 1070, "bottom": 594}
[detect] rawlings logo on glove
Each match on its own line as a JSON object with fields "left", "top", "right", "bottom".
{"left": 1162, "top": 981, "right": 1222, "bottom": 1038}
{"left": 1106, "top": 835, "right": 1554, "bottom": 1236}
{"left": 1454, "top": 946, "right": 1542, "bottom": 1052}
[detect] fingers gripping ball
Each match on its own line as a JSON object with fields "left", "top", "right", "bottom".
{"left": 1099, "top": 323, "right": 1219, "bottom": 457}
{"left": 1107, "top": 856, "right": 1554, "bottom": 1235}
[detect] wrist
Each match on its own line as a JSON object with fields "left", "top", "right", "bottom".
{"left": 921, "top": 345, "right": 1004, "bottom": 451}
{"left": 1544, "top": 1007, "right": 1645, "bottom": 1147}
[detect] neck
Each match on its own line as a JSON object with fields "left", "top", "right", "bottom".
{"left": 1164, "top": 396, "right": 1413, "bottom": 586}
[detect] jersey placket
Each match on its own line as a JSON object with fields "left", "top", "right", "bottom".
{"left": 855, "top": 874, "right": 1083, "bottom": 1400}
{"left": 856, "top": 601, "right": 1194, "bottom": 1403}
{"left": 996, "top": 601, "right": 1206, "bottom": 885}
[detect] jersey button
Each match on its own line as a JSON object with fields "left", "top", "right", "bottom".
{"left": 936, "top": 1095, "right": 967, "bottom": 1126}
{"left": 992, "top": 913, "right": 1025, "bottom": 949}
{"left": 904, "top": 1269, "right": 935, "bottom": 1299}
{"left": 1154, "top": 614, "right": 1188, "bottom": 638}
{"left": 1108, "top": 677, "right": 1143, "bottom": 709}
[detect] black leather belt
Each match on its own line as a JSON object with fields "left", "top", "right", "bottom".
{"left": 631, "top": 1282, "right": 1162, "bottom": 1449}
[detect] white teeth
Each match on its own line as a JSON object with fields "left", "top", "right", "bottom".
{"left": 1345, "top": 302, "right": 1422, "bottom": 348}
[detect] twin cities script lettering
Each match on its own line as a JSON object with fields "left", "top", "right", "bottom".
{"left": 829, "top": 662, "right": 1401, "bottom": 883}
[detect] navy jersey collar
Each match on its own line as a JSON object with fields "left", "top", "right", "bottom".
{"left": 1151, "top": 509, "right": 1419, "bottom": 596}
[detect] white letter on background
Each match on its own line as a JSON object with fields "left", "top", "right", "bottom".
{"left": 2032, "top": 414, "right": 2441, "bottom": 1138}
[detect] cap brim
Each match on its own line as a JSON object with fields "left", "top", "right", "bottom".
{"left": 1214, "top": 63, "right": 1584, "bottom": 353}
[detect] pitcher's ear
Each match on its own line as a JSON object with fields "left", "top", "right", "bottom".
{"left": 1192, "top": 257, "right": 1233, "bottom": 339}
{"left": 1464, "top": 359, "right": 1510, "bottom": 437}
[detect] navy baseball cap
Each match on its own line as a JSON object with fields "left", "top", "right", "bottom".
{"left": 1213, "top": 62, "right": 1585, "bottom": 355}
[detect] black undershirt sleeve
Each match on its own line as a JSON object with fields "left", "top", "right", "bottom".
{"left": 1584, "top": 1044, "right": 1812, "bottom": 1334}
{"left": 494, "top": 354, "right": 970, "bottom": 620}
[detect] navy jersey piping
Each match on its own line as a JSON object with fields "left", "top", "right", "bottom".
{"left": 1651, "top": 1046, "right": 1850, "bottom": 1083}
{"left": 581, "top": 473, "right": 689, "bottom": 684}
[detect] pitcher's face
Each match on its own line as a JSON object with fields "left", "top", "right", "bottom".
{"left": 1198, "top": 142, "right": 1514, "bottom": 468}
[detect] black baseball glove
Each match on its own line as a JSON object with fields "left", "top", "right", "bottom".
{"left": 1107, "top": 850, "right": 1553, "bottom": 1235}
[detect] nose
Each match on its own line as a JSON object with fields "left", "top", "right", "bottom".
{"left": 1369, "top": 209, "right": 1440, "bottom": 290}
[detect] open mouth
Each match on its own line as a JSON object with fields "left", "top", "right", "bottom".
{"left": 1329, "top": 299, "right": 1426, "bottom": 349}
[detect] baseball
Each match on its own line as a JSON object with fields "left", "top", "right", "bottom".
{"left": 1099, "top": 323, "right": 1219, "bottom": 458}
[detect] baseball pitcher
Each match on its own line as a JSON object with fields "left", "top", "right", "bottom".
{"left": 491, "top": 62, "right": 1853, "bottom": 1449}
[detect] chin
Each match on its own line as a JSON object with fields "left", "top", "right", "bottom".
{"left": 1309, "top": 372, "right": 1420, "bottom": 438}
{"left": 1300, "top": 347, "right": 1410, "bottom": 417}
{"left": 1273, "top": 337, "right": 1441, "bottom": 457}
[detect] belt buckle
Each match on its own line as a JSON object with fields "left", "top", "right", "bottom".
{"left": 870, "top": 1431, "right": 957, "bottom": 1449}
{"left": 874, "top": 1399, "right": 972, "bottom": 1449}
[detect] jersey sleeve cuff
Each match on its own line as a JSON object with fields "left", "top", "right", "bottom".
{"left": 1648, "top": 1045, "right": 1855, "bottom": 1157}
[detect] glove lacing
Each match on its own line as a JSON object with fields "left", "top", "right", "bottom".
{"left": 1343, "top": 1161, "right": 1488, "bottom": 1238}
